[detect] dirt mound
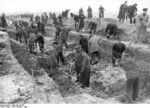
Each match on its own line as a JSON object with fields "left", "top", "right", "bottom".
{"left": 91, "top": 66, "right": 126, "bottom": 98}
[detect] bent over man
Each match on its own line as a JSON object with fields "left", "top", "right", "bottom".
{"left": 112, "top": 39, "right": 126, "bottom": 67}
{"left": 105, "top": 23, "right": 118, "bottom": 39}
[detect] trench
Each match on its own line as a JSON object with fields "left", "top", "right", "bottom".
{"left": 7, "top": 18, "right": 150, "bottom": 103}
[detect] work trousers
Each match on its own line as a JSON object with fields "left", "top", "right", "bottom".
{"left": 126, "top": 77, "right": 139, "bottom": 103}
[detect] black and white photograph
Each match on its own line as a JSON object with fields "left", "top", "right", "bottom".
{"left": 0, "top": 0, "right": 150, "bottom": 106}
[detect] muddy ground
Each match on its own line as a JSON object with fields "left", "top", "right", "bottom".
{"left": 4, "top": 17, "right": 150, "bottom": 104}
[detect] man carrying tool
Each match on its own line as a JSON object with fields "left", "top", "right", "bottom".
{"left": 121, "top": 48, "right": 140, "bottom": 103}
{"left": 112, "top": 39, "right": 126, "bottom": 67}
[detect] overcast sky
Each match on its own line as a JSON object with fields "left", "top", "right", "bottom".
{"left": 0, "top": 0, "right": 150, "bottom": 17}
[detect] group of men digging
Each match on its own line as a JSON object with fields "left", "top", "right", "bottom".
{"left": 0, "top": 2, "right": 149, "bottom": 104}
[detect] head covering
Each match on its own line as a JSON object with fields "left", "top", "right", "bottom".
{"left": 134, "top": 3, "right": 137, "bottom": 6}
{"left": 75, "top": 46, "right": 81, "bottom": 50}
{"left": 53, "top": 41, "right": 58, "bottom": 45}
{"left": 29, "top": 33, "right": 35, "bottom": 37}
{"left": 143, "top": 8, "right": 148, "bottom": 11}
{"left": 37, "top": 32, "right": 42, "bottom": 36}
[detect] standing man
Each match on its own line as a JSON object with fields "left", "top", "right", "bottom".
{"left": 79, "top": 35, "right": 88, "bottom": 54}
{"left": 112, "top": 39, "right": 126, "bottom": 67}
{"left": 118, "top": 1, "right": 128, "bottom": 22}
{"left": 53, "top": 41, "right": 66, "bottom": 65}
{"left": 79, "top": 50, "right": 91, "bottom": 88}
{"left": 87, "top": 6, "right": 92, "bottom": 19}
{"left": 74, "top": 46, "right": 83, "bottom": 82}
{"left": 136, "top": 8, "right": 149, "bottom": 43}
{"left": 99, "top": 5, "right": 105, "bottom": 18}
{"left": 58, "top": 27, "right": 71, "bottom": 48}
{"left": 79, "top": 8, "right": 84, "bottom": 16}
{"left": 121, "top": 49, "right": 140, "bottom": 103}
{"left": 28, "top": 33, "right": 36, "bottom": 53}
{"left": 35, "top": 32, "right": 45, "bottom": 53}
{"left": 128, "top": 3, "right": 138, "bottom": 24}
{"left": 55, "top": 24, "right": 62, "bottom": 39}
{"left": 53, "top": 13, "right": 58, "bottom": 27}
{"left": 78, "top": 13, "right": 85, "bottom": 31}
{"left": 1, "top": 13, "right": 7, "bottom": 28}
{"left": 57, "top": 14, "right": 63, "bottom": 26}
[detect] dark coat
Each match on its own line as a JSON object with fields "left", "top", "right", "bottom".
{"left": 118, "top": 4, "right": 128, "bottom": 19}
{"left": 79, "top": 37, "right": 88, "bottom": 54}
{"left": 105, "top": 23, "right": 118, "bottom": 36}
{"left": 1, "top": 16, "right": 7, "bottom": 28}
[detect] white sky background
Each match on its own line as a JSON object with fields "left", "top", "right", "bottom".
{"left": 0, "top": 0, "right": 150, "bottom": 17}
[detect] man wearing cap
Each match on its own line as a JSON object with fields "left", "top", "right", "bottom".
{"left": 35, "top": 32, "right": 45, "bottom": 53}
{"left": 79, "top": 50, "right": 91, "bottom": 88}
{"left": 112, "top": 39, "right": 126, "bottom": 67}
{"left": 118, "top": 1, "right": 128, "bottom": 22}
{"left": 136, "top": 8, "right": 149, "bottom": 43}
{"left": 79, "top": 35, "right": 88, "bottom": 54}
{"left": 121, "top": 49, "right": 140, "bottom": 103}
{"left": 74, "top": 46, "right": 83, "bottom": 82}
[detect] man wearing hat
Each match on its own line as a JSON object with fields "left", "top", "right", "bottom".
{"left": 136, "top": 8, "right": 149, "bottom": 43}
{"left": 79, "top": 49, "right": 91, "bottom": 88}
{"left": 74, "top": 46, "right": 83, "bottom": 82}
{"left": 121, "top": 48, "right": 140, "bottom": 103}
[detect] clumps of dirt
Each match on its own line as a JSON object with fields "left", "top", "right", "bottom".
{"left": 10, "top": 40, "right": 42, "bottom": 77}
